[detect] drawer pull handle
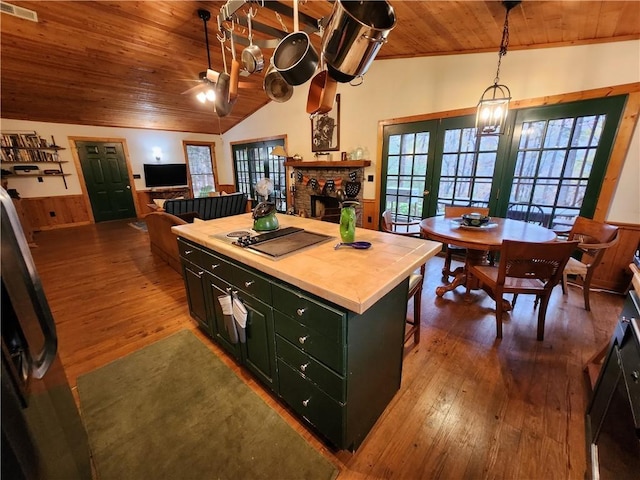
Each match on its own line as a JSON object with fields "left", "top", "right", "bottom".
{"left": 300, "top": 362, "right": 309, "bottom": 372}
{"left": 197, "top": 271, "right": 204, "bottom": 276}
{"left": 296, "top": 308, "right": 306, "bottom": 317}
{"left": 184, "top": 250, "right": 193, "bottom": 255}
{"left": 302, "top": 398, "right": 310, "bottom": 407}
{"left": 632, "top": 371, "right": 639, "bottom": 382}
{"left": 298, "top": 335, "right": 309, "bottom": 345}
{"left": 211, "top": 263, "right": 219, "bottom": 269}
{"left": 244, "top": 280, "right": 255, "bottom": 288}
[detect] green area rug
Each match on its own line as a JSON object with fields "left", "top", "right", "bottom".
{"left": 77, "top": 330, "right": 338, "bottom": 480}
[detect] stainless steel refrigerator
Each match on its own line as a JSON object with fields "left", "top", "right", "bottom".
{"left": 1, "top": 188, "right": 92, "bottom": 479}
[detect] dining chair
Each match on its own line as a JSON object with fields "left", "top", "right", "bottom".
{"left": 561, "top": 216, "right": 619, "bottom": 311}
{"left": 381, "top": 210, "right": 421, "bottom": 237}
{"left": 467, "top": 239, "right": 579, "bottom": 340}
{"left": 381, "top": 210, "right": 423, "bottom": 344}
{"left": 442, "top": 205, "right": 490, "bottom": 281}
{"left": 506, "top": 202, "right": 548, "bottom": 227}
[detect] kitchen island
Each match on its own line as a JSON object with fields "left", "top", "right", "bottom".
{"left": 172, "top": 213, "right": 441, "bottom": 450}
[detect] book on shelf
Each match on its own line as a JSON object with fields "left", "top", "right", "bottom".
{"left": 1, "top": 132, "right": 56, "bottom": 150}
{"left": 1, "top": 132, "right": 60, "bottom": 163}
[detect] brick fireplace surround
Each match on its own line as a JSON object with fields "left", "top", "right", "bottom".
{"left": 290, "top": 164, "right": 366, "bottom": 227}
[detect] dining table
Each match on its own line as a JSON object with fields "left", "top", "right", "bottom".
{"left": 420, "top": 216, "right": 558, "bottom": 308}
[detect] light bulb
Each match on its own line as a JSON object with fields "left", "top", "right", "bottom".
{"left": 205, "top": 89, "right": 216, "bottom": 102}
{"left": 196, "top": 92, "right": 207, "bottom": 103}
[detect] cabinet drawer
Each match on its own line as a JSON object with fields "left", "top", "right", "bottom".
{"left": 619, "top": 334, "right": 640, "bottom": 426}
{"left": 278, "top": 359, "right": 344, "bottom": 448}
{"left": 276, "top": 334, "right": 345, "bottom": 402}
{"left": 272, "top": 283, "right": 345, "bottom": 343}
{"left": 177, "top": 238, "right": 202, "bottom": 265}
{"left": 200, "top": 249, "right": 235, "bottom": 283}
{"left": 233, "top": 265, "right": 272, "bottom": 304}
{"left": 274, "top": 311, "right": 344, "bottom": 374}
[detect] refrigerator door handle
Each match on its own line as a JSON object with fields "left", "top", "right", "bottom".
{"left": 0, "top": 188, "right": 57, "bottom": 379}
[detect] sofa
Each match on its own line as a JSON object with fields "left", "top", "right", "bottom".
{"left": 146, "top": 212, "right": 189, "bottom": 273}
{"left": 147, "top": 193, "right": 248, "bottom": 273}
{"left": 163, "top": 192, "right": 248, "bottom": 220}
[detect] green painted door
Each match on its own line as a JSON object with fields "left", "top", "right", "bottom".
{"left": 76, "top": 141, "right": 135, "bottom": 222}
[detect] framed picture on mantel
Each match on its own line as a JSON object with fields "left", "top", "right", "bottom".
{"left": 311, "top": 94, "right": 340, "bottom": 152}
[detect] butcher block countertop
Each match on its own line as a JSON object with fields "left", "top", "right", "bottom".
{"left": 172, "top": 213, "right": 442, "bottom": 314}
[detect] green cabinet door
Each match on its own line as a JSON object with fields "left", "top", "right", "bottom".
{"left": 236, "top": 290, "right": 277, "bottom": 392}
{"left": 181, "top": 261, "right": 210, "bottom": 336}
{"left": 205, "top": 272, "right": 241, "bottom": 361}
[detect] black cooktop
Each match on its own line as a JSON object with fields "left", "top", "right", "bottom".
{"left": 233, "top": 227, "right": 333, "bottom": 258}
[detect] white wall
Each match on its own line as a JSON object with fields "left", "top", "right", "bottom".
{"left": 225, "top": 40, "right": 640, "bottom": 223}
{"left": 2, "top": 40, "right": 639, "bottom": 223}
{"left": 0, "top": 119, "right": 223, "bottom": 197}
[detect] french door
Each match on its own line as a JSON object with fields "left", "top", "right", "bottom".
{"left": 232, "top": 139, "right": 287, "bottom": 212}
{"left": 380, "top": 95, "right": 627, "bottom": 228}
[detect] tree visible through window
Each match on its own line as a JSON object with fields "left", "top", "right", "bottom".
{"left": 184, "top": 142, "right": 216, "bottom": 197}
{"left": 380, "top": 95, "right": 626, "bottom": 228}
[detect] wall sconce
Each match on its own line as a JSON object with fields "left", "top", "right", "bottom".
{"left": 476, "top": 1, "right": 520, "bottom": 136}
{"left": 153, "top": 147, "right": 162, "bottom": 161}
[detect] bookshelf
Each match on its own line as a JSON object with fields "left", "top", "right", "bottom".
{"left": 1, "top": 131, "right": 70, "bottom": 189}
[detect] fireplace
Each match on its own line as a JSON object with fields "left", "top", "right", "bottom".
{"left": 289, "top": 164, "right": 365, "bottom": 227}
{"left": 311, "top": 195, "right": 341, "bottom": 223}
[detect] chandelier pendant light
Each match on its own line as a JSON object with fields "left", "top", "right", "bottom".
{"left": 476, "top": 1, "right": 520, "bottom": 136}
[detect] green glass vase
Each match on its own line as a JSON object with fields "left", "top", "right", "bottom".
{"left": 339, "top": 201, "right": 359, "bottom": 243}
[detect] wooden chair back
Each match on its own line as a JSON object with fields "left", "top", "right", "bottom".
{"left": 568, "top": 216, "right": 619, "bottom": 265}
{"left": 497, "top": 239, "right": 579, "bottom": 288}
{"left": 381, "top": 210, "right": 394, "bottom": 232}
{"left": 444, "top": 205, "right": 490, "bottom": 218}
{"left": 563, "top": 216, "right": 619, "bottom": 310}
{"left": 467, "top": 239, "right": 579, "bottom": 340}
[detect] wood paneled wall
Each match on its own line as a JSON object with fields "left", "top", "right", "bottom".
{"left": 21, "top": 195, "right": 91, "bottom": 230}
{"left": 592, "top": 222, "right": 640, "bottom": 292}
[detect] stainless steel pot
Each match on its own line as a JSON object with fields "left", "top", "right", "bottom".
{"left": 321, "top": 0, "right": 396, "bottom": 83}
{"left": 263, "top": 62, "right": 294, "bottom": 103}
{"left": 273, "top": 31, "right": 318, "bottom": 86}
{"left": 241, "top": 10, "right": 264, "bottom": 74}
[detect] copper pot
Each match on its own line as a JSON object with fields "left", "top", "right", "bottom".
{"left": 306, "top": 69, "right": 337, "bottom": 115}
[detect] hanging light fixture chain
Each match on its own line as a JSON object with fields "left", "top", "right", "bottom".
{"left": 494, "top": 5, "right": 512, "bottom": 85}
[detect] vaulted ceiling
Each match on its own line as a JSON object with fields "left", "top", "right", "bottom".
{"left": 1, "top": 1, "right": 638, "bottom": 134}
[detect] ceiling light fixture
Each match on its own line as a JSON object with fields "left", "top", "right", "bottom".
{"left": 196, "top": 9, "right": 216, "bottom": 104}
{"left": 476, "top": 1, "right": 520, "bottom": 136}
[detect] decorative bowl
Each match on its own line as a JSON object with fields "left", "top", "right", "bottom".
{"left": 461, "top": 213, "right": 491, "bottom": 227}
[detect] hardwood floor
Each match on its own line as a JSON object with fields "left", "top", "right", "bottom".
{"left": 30, "top": 220, "right": 625, "bottom": 479}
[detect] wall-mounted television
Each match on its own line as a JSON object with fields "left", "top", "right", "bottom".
{"left": 143, "top": 163, "right": 188, "bottom": 188}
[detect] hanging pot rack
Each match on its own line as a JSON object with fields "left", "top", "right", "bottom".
{"left": 216, "top": 0, "right": 323, "bottom": 50}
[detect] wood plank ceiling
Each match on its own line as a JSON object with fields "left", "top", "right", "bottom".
{"left": 1, "top": 1, "right": 638, "bottom": 134}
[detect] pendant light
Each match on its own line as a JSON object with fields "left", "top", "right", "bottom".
{"left": 476, "top": 1, "right": 520, "bottom": 136}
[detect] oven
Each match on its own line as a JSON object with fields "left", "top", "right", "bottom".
{"left": 586, "top": 290, "right": 640, "bottom": 479}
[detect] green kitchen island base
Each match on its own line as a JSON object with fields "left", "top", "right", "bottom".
{"left": 173, "top": 214, "right": 441, "bottom": 451}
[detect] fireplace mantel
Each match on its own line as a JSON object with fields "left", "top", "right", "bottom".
{"left": 284, "top": 160, "right": 371, "bottom": 168}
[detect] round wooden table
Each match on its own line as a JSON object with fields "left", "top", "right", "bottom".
{"left": 420, "top": 216, "right": 557, "bottom": 300}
